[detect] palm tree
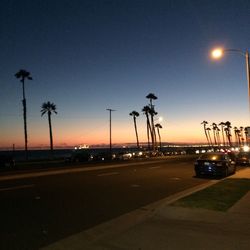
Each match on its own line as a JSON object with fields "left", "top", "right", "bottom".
{"left": 146, "top": 93, "right": 158, "bottom": 150}
{"left": 234, "top": 127, "right": 240, "bottom": 147}
{"left": 240, "top": 127, "right": 244, "bottom": 146}
{"left": 201, "top": 121, "right": 210, "bottom": 146}
{"left": 41, "top": 101, "right": 58, "bottom": 155}
{"left": 206, "top": 128, "right": 213, "bottom": 147}
{"left": 15, "top": 69, "right": 32, "bottom": 160}
{"left": 129, "top": 111, "right": 140, "bottom": 149}
{"left": 224, "top": 121, "right": 232, "bottom": 147}
{"left": 211, "top": 123, "right": 218, "bottom": 146}
{"left": 218, "top": 122, "right": 226, "bottom": 146}
{"left": 142, "top": 105, "right": 153, "bottom": 150}
{"left": 155, "top": 123, "right": 163, "bottom": 151}
{"left": 216, "top": 127, "right": 221, "bottom": 146}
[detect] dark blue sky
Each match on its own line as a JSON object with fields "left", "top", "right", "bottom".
{"left": 1, "top": 0, "right": 250, "bottom": 148}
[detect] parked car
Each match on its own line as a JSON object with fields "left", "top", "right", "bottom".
{"left": 116, "top": 152, "right": 133, "bottom": 160}
{"left": 236, "top": 152, "right": 250, "bottom": 166}
{"left": 66, "top": 149, "right": 93, "bottom": 162}
{"left": 92, "top": 152, "right": 116, "bottom": 161}
{"left": 194, "top": 152, "right": 236, "bottom": 177}
{"left": 0, "top": 155, "right": 15, "bottom": 168}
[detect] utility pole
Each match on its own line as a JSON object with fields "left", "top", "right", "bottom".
{"left": 106, "top": 109, "right": 116, "bottom": 159}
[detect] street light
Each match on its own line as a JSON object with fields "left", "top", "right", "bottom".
{"left": 211, "top": 47, "right": 250, "bottom": 145}
{"left": 211, "top": 47, "right": 250, "bottom": 111}
{"left": 106, "top": 108, "right": 116, "bottom": 158}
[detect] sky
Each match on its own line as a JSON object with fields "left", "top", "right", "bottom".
{"left": 0, "top": 0, "right": 250, "bottom": 149}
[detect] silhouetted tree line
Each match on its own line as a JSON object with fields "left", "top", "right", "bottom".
{"left": 130, "top": 93, "right": 163, "bottom": 151}
{"left": 201, "top": 120, "right": 249, "bottom": 148}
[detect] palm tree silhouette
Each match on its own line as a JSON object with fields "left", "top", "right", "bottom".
{"left": 41, "top": 101, "right": 58, "bottom": 155}
{"left": 201, "top": 121, "right": 210, "bottom": 146}
{"left": 234, "top": 127, "right": 240, "bottom": 147}
{"left": 129, "top": 111, "right": 140, "bottom": 149}
{"left": 240, "top": 127, "right": 244, "bottom": 146}
{"left": 142, "top": 105, "right": 153, "bottom": 150}
{"left": 155, "top": 123, "right": 163, "bottom": 151}
{"left": 216, "top": 127, "right": 221, "bottom": 146}
{"left": 146, "top": 93, "right": 158, "bottom": 150}
{"left": 224, "top": 121, "right": 232, "bottom": 147}
{"left": 206, "top": 128, "right": 213, "bottom": 147}
{"left": 15, "top": 69, "right": 32, "bottom": 160}
{"left": 211, "top": 123, "right": 218, "bottom": 146}
{"left": 218, "top": 122, "right": 226, "bottom": 146}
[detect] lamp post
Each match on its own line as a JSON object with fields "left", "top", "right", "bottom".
{"left": 106, "top": 108, "right": 116, "bottom": 158}
{"left": 211, "top": 47, "right": 250, "bottom": 145}
{"left": 211, "top": 48, "right": 250, "bottom": 111}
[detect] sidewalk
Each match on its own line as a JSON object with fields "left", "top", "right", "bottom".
{"left": 42, "top": 168, "right": 250, "bottom": 250}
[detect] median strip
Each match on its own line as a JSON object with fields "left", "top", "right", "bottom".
{"left": 171, "top": 178, "right": 250, "bottom": 211}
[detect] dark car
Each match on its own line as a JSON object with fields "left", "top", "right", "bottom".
{"left": 92, "top": 152, "right": 116, "bottom": 161}
{"left": 0, "top": 155, "right": 15, "bottom": 169}
{"left": 66, "top": 149, "right": 93, "bottom": 162}
{"left": 194, "top": 152, "right": 236, "bottom": 177}
{"left": 236, "top": 152, "right": 250, "bottom": 166}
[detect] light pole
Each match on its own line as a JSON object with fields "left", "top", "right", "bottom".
{"left": 211, "top": 47, "right": 250, "bottom": 145}
{"left": 211, "top": 47, "right": 250, "bottom": 112}
{"left": 106, "top": 108, "right": 116, "bottom": 158}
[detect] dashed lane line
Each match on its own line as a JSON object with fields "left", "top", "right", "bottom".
{"left": 97, "top": 172, "right": 119, "bottom": 177}
{"left": 0, "top": 184, "right": 34, "bottom": 192}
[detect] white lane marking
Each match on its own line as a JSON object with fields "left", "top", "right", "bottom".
{"left": 148, "top": 166, "right": 161, "bottom": 169}
{"left": 170, "top": 177, "right": 181, "bottom": 181}
{"left": 0, "top": 160, "right": 165, "bottom": 181}
{"left": 0, "top": 184, "right": 34, "bottom": 192}
{"left": 131, "top": 184, "right": 140, "bottom": 188}
{"left": 97, "top": 172, "right": 119, "bottom": 177}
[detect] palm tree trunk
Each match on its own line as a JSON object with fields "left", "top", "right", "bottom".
{"left": 21, "top": 78, "right": 28, "bottom": 160}
{"left": 207, "top": 130, "right": 213, "bottom": 147}
{"left": 22, "top": 98, "right": 28, "bottom": 160}
{"left": 213, "top": 130, "right": 217, "bottom": 146}
{"left": 203, "top": 125, "right": 210, "bottom": 146}
{"left": 221, "top": 127, "right": 225, "bottom": 146}
{"left": 146, "top": 114, "right": 152, "bottom": 150}
{"left": 48, "top": 113, "right": 54, "bottom": 156}
{"left": 149, "top": 100, "right": 156, "bottom": 151}
{"left": 216, "top": 131, "right": 221, "bottom": 146}
{"left": 228, "top": 134, "right": 232, "bottom": 147}
{"left": 150, "top": 114, "right": 155, "bottom": 150}
{"left": 157, "top": 127, "right": 162, "bottom": 151}
{"left": 133, "top": 116, "right": 140, "bottom": 149}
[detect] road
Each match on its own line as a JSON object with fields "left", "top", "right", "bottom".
{"left": 0, "top": 155, "right": 209, "bottom": 250}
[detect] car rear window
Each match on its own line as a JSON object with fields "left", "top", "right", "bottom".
{"left": 199, "top": 154, "right": 226, "bottom": 161}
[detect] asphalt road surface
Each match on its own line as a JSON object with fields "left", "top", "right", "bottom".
{"left": 0, "top": 155, "right": 209, "bottom": 250}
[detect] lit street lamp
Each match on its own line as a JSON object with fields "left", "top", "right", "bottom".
{"left": 211, "top": 47, "right": 250, "bottom": 145}
{"left": 211, "top": 47, "right": 250, "bottom": 111}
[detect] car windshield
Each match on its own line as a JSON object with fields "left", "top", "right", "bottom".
{"left": 199, "top": 153, "right": 226, "bottom": 161}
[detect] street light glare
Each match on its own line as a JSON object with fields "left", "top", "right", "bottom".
{"left": 211, "top": 48, "right": 223, "bottom": 59}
